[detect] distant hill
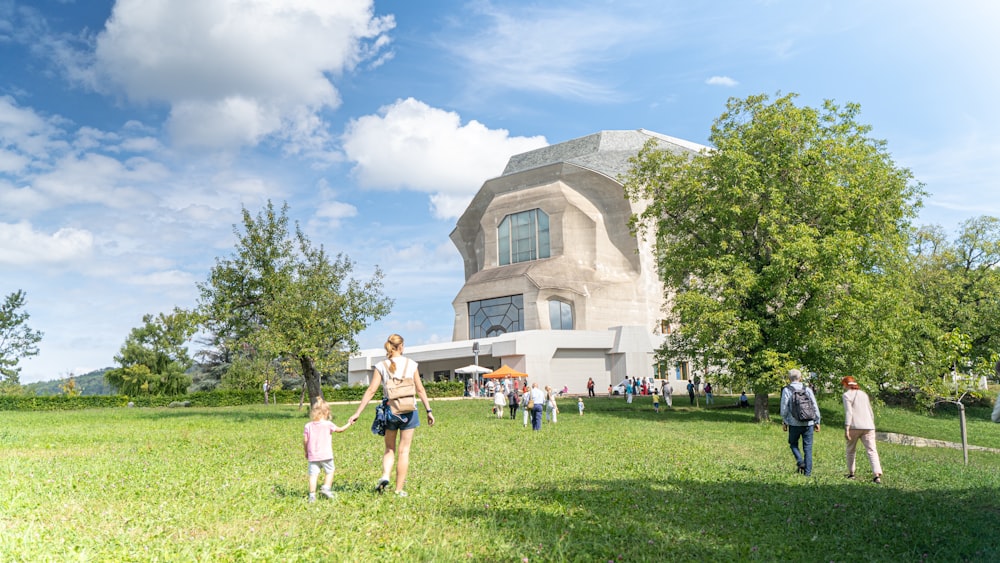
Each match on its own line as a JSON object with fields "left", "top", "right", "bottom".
{"left": 25, "top": 368, "right": 115, "bottom": 396}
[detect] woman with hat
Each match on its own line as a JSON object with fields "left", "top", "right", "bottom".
{"left": 841, "top": 376, "right": 883, "bottom": 484}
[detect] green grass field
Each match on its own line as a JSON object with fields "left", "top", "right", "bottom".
{"left": 2, "top": 395, "right": 998, "bottom": 561}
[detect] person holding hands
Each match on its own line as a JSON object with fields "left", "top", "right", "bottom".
{"left": 348, "top": 334, "right": 435, "bottom": 497}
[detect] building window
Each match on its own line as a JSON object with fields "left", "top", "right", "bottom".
{"left": 498, "top": 209, "right": 550, "bottom": 265}
{"left": 548, "top": 300, "right": 573, "bottom": 330}
{"left": 469, "top": 295, "right": 524, "bottom": 338}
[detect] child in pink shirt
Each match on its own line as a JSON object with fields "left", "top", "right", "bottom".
{"left": 304, "top": 399, "right": 349, "bottom": 502}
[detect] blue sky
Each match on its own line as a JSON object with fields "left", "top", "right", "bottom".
{"left": 3, "top": 0, "right": 999, "bottom": 383}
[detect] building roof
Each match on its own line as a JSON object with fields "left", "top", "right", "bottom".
{"left": 501, "top": 129, "right": 708, "bottom": 180}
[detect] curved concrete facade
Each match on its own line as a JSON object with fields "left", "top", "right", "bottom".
{"left": 348, "top": 130, "right": 706, "bottom": 392}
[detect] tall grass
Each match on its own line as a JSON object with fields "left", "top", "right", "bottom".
{"left": 2, "top": 395, "right": 998, "bottom": 561}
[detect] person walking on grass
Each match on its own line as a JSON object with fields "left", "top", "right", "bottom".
{"left": 587, "top": 377, "right": 595, "bottom": 397}
{"left": 493, "top": 386, "right": 507, "bottom": 418}
{"left": 530, "top": 383, "right": 546, "bottom": 431}
{"left": 522, "top": 385, "right": 532, "bottom": 427}
{"left": 545, "top": 386, "right": 558, "bottom": 423}
{"left": 664, "top": 381, "right": 672, "bottom": 408}
{"left": 508, "top": 387, "right": 520, "bottom": 420}
{"left": 348, "top": 334, "right": 435, "bottom": 498}
{"left": 780, "top": 369, "right": 821, "bottom": 476}
{"left": 263, "top": 378, "right": 271, "bottom": 405}
{"left": 687, "top": 380, "right": 695, "bottom": 405}
{"left": 704, "top": 382, "right": 714, "bottom": 405}
{"left": 578, "top": 397, "right": 585, "bottom": 415}
{"left": 652, "top": 390, "right": 660, "bottom": 413}
{"left": 841, "top": 376, "right": 883, "bottom": 484}
{"left": 303, "top": 399, "right": 349, "bottom": 503}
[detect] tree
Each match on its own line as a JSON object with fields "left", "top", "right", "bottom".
{"left": 0, "top": 290, "right": 44, "bottom": 392}
{"left": 104, "top": 308, "right": 198, "bottom": 396}
{"left": 623, "top": 93, "right": 924, "bottom": 421}
{"left": 904, "top": 217, "right": 1000, "bottom": 401}
{"left": 60, "top": 374, "right": 82, "bottom": 397}
{"left": 197, "top": 201, "right": 392, "bottom": 408}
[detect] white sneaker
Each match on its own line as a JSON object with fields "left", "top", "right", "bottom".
{"left": 320, "top": 487, "right": 336, "bottom": 500}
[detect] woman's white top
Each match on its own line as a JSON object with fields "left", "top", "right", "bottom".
{"left": 842, "top": 389, "right": 876, "bottom": 430}
{"left": 375, "top": 356, "right": 419, "bottom": 391}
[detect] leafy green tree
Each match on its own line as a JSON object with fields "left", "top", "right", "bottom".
{"left": 902, "top": 216, "right": 1000, "bottom": 406}
{"left": 624, "top": 93, "right": 923, "bottom": 420}
{"left": 0, "top": 290, "right": 44, "bottom": 393}
{"left": 105, "top": 308, "right": 198, "bottom": 395}
{"left": 197, "top": 201, "right": 392, "bottom": 408}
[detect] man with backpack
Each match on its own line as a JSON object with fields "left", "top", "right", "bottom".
{"left": 780, "top": 369, "right": 821, "bottom": 476}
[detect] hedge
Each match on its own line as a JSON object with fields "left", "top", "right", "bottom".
{"left": 0, "top": 381, "right": 465, "bottom": 411}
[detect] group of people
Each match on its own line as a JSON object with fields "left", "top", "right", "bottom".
{"left": 683, "top": 380, "right": 716, "bottom": 405}
{"left": 303, "top": 335, "right": 929, "bottom": 501}
{"left": 779, "top": 368, "right": 882, "bottom": 483}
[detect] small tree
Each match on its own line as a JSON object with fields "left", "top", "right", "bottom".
{"left": 0, "top": 290, "right": 44, "bottom": 393}
{"left": 59, "top": 374, "right": 82, "bottom": 397}
{"left": 105, "top": 308, "right": 199, "bottom": 396}
{"left": 197, "top": 201, "right": 392, "bottom": 408}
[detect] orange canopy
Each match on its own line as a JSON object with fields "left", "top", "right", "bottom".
{"left": 482, "top": 364, "right": 528, "bottom": 378}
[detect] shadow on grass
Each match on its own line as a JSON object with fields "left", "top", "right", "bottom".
{"left": 272, "top": 481, "right": 371, "bottom": 499}
{"left": 131, "top": 406, "right": 307, "bottom": 423}
{"left": 447, "top": 476, "right": 998, "bottom": 561}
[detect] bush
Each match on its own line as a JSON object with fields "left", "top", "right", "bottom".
{"left": 880, "top": 386, "right": 995, "bottom": 411}
{"left": 0, "top": 380, "right": 464, "bottom": 411}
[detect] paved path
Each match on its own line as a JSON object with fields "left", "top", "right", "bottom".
{"left": 877, "top": 431, "right": 1000, "bottom": 453}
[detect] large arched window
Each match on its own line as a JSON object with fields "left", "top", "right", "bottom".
{"left": 468, "top": 295, "right": 524, "bottom": 338}
{"left": 498, "top": 209, "right": 550, "bottom": 265}
{"left": 548, "top": 299, "right": 573, "bottom": 330}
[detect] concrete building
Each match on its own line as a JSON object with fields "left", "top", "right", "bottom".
{"left": 348, "top": 129, "right": 707, "bottom": 392}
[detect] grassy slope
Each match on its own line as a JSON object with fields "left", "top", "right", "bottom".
{"left": 1, "top": 395, "right": 998, "bottom": 562}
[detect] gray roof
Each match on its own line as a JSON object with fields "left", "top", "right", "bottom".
{"left": 501, "top": 129, "right": 708, "bottom": 180}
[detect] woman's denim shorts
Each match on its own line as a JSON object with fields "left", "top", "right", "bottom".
{"left": 385, "top": 408, "right": 420, "bottom": 431}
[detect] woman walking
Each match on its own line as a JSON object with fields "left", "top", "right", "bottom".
{"left": 841, "top": 376, "right": 883, "bottom": 484}
{"left": 348, "top": 334, "right": 435, "bottom": 497}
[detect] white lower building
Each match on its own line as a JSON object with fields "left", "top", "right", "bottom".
{"left": 348, "top": 130, "right": 705, "bottom": 391}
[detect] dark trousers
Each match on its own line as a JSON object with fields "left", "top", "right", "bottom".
{"left": 788, "top": 424, "right": 815, "bottom": 476}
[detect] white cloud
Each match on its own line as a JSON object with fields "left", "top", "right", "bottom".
{"left": 88, "top": 0, "right": 395, "bottom": 149}
{"left": 125, "top": 269, "right": 197, "bottom": 288}
{"left": 0, "top": 95, "right": 68, "bottom": 160}
{"left": 316, "top": 200, "right": 358, "bottom": 221}
{"left": 341, "top": 98, "right": 547, "bottom": 219}
{"left": 445, "top": 3, "right": 658, "bottom": 102}
{"left": 706, "top": 75, "right": 738, "bottom": 87}
{"left": 0, "top": 182, "right": 47, "bottom": 213}
{"left": 0, "top": 222, "right": 94, "bottom": 265}
{"left": 119, "top": 136, "right": 161, "bottom": 153}
{"left": 0, "top": 149, "right": 29, "bottom": 173}
{"left": 31, "top": 152, "right": 166, "bottom": 208}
